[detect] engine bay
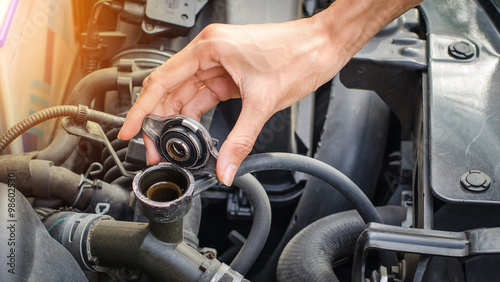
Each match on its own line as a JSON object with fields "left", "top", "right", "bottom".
{"left": 2, "top": 0, "right": 500, "bottom": 281}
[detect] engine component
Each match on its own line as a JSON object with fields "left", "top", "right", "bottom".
{"left": 142, "top": 0, "right": 209, "bottom": 34}
{"left": 62, "top": 117, "right": 138, "bottom": 178}
{"left": 237, "top": 153, "right": 384, "bottom": 224}
{"left": 0, "top": 105, "right": 125, "bottom": 153}
{"left": 5, "top": 1, "right": 500, "bottom": 281}
{"left": 42, "top": 212, "right": 113, "bottom": 272}
{"left": 277, "top": 206, "right": 408, "bottom": 282}
{"left": 133, "top": 163, "right": 195, "bottom": 223}
{"left": 0, "top": 153, "right": 131, "bottom": 217}
{"left": 142, "top": 114, "right": 272, "bottom": 275}
{"left": 257, "top": 76, "right": 392, "bottom": 281}
{"left": 142, "top": 114, "right": 218, "bottom": 173}
{"left": 85, "top": 162, "right": 246, "bottom": 281}
{"left": 0, "top": 183, "right": 87, "bottom": 281}
{"left": 352, "top": 223, "right": 500, "bottom": 281}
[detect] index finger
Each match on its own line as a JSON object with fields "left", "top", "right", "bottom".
{"left": 119, "top": 49, "right": 201, "bottom": 140}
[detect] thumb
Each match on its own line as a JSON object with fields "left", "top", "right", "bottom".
{"left": 142, "top": 132, "right": 162, "bottom": 166}
{"left": 216, "top": 104, "right": 271, "bottom": 186}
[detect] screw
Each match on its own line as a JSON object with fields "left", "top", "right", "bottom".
{"left": 145, "top": 24, "right": 154, "bottom": 31}
{"left": 460, "top": 170, "right": 491, "bottom": 192}
{"left": 448, "top": 41, "right": 474, "bottom": 59}
{"left": 203, "top": 250, "right": 216, "bottom": 260}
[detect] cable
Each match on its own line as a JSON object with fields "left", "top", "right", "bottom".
{"left": 0, "top": 105, "right": 125, "bottom": 153}
{"left": 83, "top": 0, "right": 112, "bottom": 74}
{"left": 91, "top": 0, "right": 112, "bottom": 20}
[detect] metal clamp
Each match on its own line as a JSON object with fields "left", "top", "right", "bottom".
{"left": 352, "top": 223, "right": 500, "bottom": 281}
{"left": 71, "top": 162, "right": 104, "bottom": 206}
{"left": 62, "top": 117, "right": 138, "bottom": 178}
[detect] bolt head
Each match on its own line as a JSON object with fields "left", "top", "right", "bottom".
{"left": 460, "top": 170, "right": 491, "bottom": 192}
{"left": 449, "top": 41, "right": 475, "bottom": 59}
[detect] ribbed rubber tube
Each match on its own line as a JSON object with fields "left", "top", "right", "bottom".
{"left": 277, "top": 206, "right": 408, "bottom": 282}
{"left": 0, "top": 105, "right": 125, "bottom": 153}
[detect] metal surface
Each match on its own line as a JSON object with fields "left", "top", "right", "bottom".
{"left": 142, "top": 0, "right": 208, "bottom": 34}
{"left": 352, "top": 223, "right": 500, "bottom": 281}
{"left": 142, "top": 114, "right": 218, "bottom": 177}
{"left": 420, "top": 0, "right": 500, "bottom": 204}
{"left": 61, "top": 117, "right": 137, "bottom": 178}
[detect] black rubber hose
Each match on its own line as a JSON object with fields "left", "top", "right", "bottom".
{"left": 103, "top": 162, "right": 139, "bottom": 183}
{"left": 236, "top": 153, "right": 382, "bottom": 224}
{"left": 230, "top": 174, "right": 272, "bottom": 275}
{"left": 68, "top": 67, "right": 152, "bottom": 105}
{"left": 277, "top": 206, "right": 408, "bottom": 282}
{"left": 255, "top": 82, "right": 392, "bottom": 281}
{"left": 37, "top": 130, "right": 81, "bottom": 165}
{"left": 102, "top": 149, "right": 127, "bottom": 175}
{"left": 35, "top": 67, "right": 151, "bottom": 163}
{"left": 183, "top": 195, "right": 202, "bottom": 248}
{"left": 0, "top": 106, "right": 125, "bottom": 153}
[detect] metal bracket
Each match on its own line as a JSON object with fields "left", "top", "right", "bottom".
{"left": 352, "top": 223, "right": 500, "bottom": 281}
{"left": 62, "top": 117, "right": 138, "bottom": 178}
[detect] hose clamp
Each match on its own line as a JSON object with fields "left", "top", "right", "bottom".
{"left": 75, "top": 104, "right": 89, "bottom": 125}
{"left": 71, "top": 162, "right": 103, "bottom": 206}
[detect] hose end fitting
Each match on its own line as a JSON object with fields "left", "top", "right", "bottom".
{"left": 133, "top": 163, "right": 195, "bottom": 223}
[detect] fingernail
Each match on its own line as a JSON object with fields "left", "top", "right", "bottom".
{"left": 222, "top": 164, "right": 238, "bottom": 186}
{"left": 146, "top": 154, "right": 151, "bottom": 166}
{"left": 117, "top": 131, "right": 123, "bottom": 140}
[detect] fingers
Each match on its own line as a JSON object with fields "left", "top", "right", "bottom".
{"left": 216, "top": 102, "right": 272, "bottom": 186}
{"left": 181, "top": 76, "right": 239, "bottom": 119}
{"left": 162, "top": 75, "right": 205, "bottom": 113}
{"left": 118, "top": 48, "right": 202, "bottom": 140}
{"left": 180, "top": 86, "right": 221, "bottom": 120}
{"left": 143, "top": 132, "right": 162, "bottom": 165}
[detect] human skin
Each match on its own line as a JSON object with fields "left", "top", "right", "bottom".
{"left": 118, "top": 0, "right": 423, "bottom": 186}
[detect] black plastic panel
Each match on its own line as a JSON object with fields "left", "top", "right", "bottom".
{"left": 421, "top": 0, "right": 500, "bottom": 204}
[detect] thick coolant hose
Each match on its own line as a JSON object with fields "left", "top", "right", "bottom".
{"left": 36, "top": 67, "right": 151, "bottom": 164}
{"left": 0, "top": 105, "right": 125, "bottom": 153}
{"left": 277, "top": 206, "right": 408, "bottom": 282}
{"left": 230, "top": 174, "right": 272, "bottom": 275}
{"left": 68, "top": 67, "right": 152, "bottom": 105}
{"left": 237, "top": 153, "right": 382, "bottom": 224}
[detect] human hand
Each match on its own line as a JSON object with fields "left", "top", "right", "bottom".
{"left": 118, "top": 0, "right": 422, "bottom": 186}
{"left": 118, "top": 19, "right": 340, "bottom": 185}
